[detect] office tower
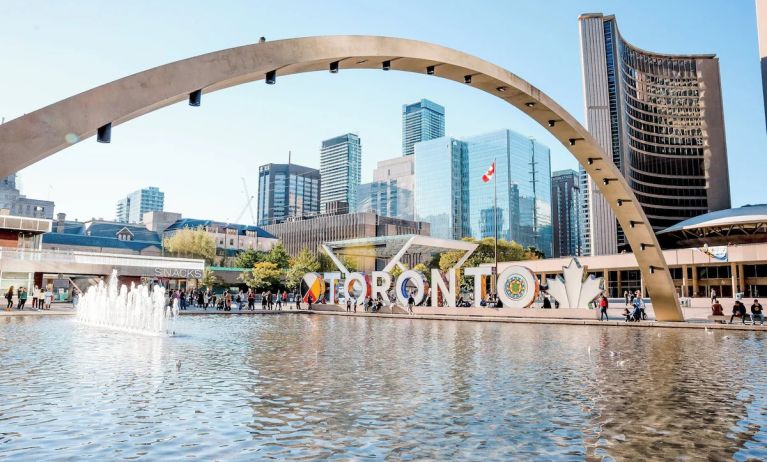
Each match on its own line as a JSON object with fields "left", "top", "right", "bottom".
{"left": 579, "top": 13, "right": 730, "bottom": 255}
{"left": 402, "top": 99, "right": 445, "bottom": 156}
{"left": 320, "top": 133, "right": 361, "bottom": 213}
{"left": 257, "top": 163, "right": 320, "bottom": 225}
{"left": 0, "top": 173, "right": 55, "bottom": 219}
{"left": 320, "top": 133, "right": 362, "bottom": 213}
{"left": 551, "top": 169, "right": 581, "bottom": 257}
{"left": 414, "top": 130, "right": 553, "bottom": 256}
{"left": 115, "top": 186, "right": 164, "bottom": 223}
{"left": 357, "top": 156, "right": 415, "bottom": 220}
{"left": 758, "top": 0, "right": 767, "bottom": 130}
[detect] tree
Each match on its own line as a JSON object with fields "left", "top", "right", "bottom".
{"left": 264, "top": 242, "right": 290, "bottom": 269}
{"left": 412, "top": 263, "right": 429, "bottom": 274}
{"left": 389, "top": 265, "right": 403, "bottom": 280}
{"left": 199, "top": 268, "right": 219, "bottom": 289}
{"left": 437, "top": 237, "right": 531, "bottom": 292}
{"left": 163, "top": 226, "right": 216, "bottom": 263}
{"left": 233, "top": 248, "right": 266, "bottom": 269}
{"left": 241, "top": 262, "right": 282, "bottom": 291}
{"left": 318, "top": 251, "right": 358, "bottom": 273}
{"left": 285, "top": 247, "right": 321, "bottom": 290}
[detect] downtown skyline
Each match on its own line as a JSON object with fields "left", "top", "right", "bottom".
{"left": 0, "top": 0, "right": 763, "bottom": 223}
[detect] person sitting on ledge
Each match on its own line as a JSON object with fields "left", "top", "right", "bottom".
{"left": 542, "top": 296, "right": 552, "bottom": 309}
{"left": 711, "top": 298, "right": 724, "bottom": 316}
{"left": 730, "top": 300, "right": 748, "bottom": 324}
{"left": 751, "top": 299, "right": 764, "bottom": 325}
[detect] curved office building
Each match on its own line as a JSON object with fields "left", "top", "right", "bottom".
{"left": 579, "top": 13, "right": 730, "bottom": 255}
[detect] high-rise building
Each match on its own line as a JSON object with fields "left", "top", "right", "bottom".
{"left": 0, "top": 174, "right": 55, "bottom": 219}
{"left": 551, "top": 169, "right": 581, "bottom": 258}
{"left": 413, "top": 138, "right": 469, "bottom": 240}
{"left": 579, "top": 13, "right": 730, "bottom": 255}
{"left": 402, "top": 99, "right": 445, "bottom": 156}
{"left": 414, "top": 130, "right": 553, "bottom": 256}
{"left": 320, "top": 133, "right": 361, "bottom": 213}
{"left": 357, "top": 156, "right": 415, "bottom": 220}
{"left": 115, "top": 186, "right": 164, "bottom": 223}
{"left": 257, "top": 163, "right": 320, "bottom": 225}
{"left": 758, "top": 0, "right": 767, "bottom": 130}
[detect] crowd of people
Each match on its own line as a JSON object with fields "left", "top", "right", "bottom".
{"left": 4, "top": 285, "right": 58, "bottom": 311}
{"left": 711, "top": 297, "right": 763, "bottom": 325}
{"left": 164, "top": 288, "right": 303, "bottom": 311}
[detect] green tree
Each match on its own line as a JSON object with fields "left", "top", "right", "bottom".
{"left": 163, "top": 226, "right": 216, "bottom": 263}
{"left": 412, "top": 263, "right": 429, "bottom": 274}
{"left": 389, "top": 265, "right": 403, "bottom": 280}
{"left": 285, "top": 247, "right": 321, "bottom": 290}
{"left": 264, "top": 242, "right": 290, "bottom": 269}
{"left": 233, "top": 248, "right": 266, "bottom": 268}
{"left": 199, "top": 268, "right": 219, "bottom": 289}
{"left": 318, "top": 251, "right": 358, "bottom": 273}
{"left": 241, "top": 262, "right": 282, "bottom": 291}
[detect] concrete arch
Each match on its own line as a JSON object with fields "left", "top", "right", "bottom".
{"left": 0, "top": 35, "right": 683, "bottom": 320}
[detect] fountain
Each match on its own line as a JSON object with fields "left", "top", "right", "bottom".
{"left": 76, "top": 270, "right": 178, "bottom": 335}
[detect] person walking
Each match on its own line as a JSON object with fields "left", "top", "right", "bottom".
{"left": 18, "top": 287, "right": 28, "bottom": 310}
{"left": 711, "top": 287, "right": 717, "bottom": 303}
{"left": 407, "top": 292, "right": 415, "bottom": 315}
{"left": 276, "top": 291, "right": 283, "bottom": 310}
{"left": 5, "top": 286, "right": 14, "bottom": 311}
{"left": 598, "top": 295, "right": 609, "bottom": 321}
{"left": 624, "top": 290, "right": 630, "bottom": 307}
{"left": 346, "top": 297, "right": 351, "bottom": 312}
{"left": 31, "top": 285, "right": 40, "bottom": 309}
{"left": 44, "top": 287, "right": 53, "bottom": 310}
{"left": 281, "top": 291, "right": 288, "bottom": 309}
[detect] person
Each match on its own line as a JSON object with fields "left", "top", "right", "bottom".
{"left": 31, "top": 285, "right": 39, "bottom": 309}
{"left": 542, "top": 296, "right": 552, "bottom": 309}
{"left": 624, "top": 290, "right": 630, "bottom": 307}
{"left": 225, "top": 291, "right": 232, "bottom": 311}
{"left": 276, "top": 291, "right": 283, "bottom": 310}
{"left": 235, "top": 291, "right": 242, "bottom": 310}
{"left": 203, "top": 290, "right": 210, "bottom": 310}
{"left": 248, "top": 290, "right": 255, "bottom": 310}
{"left": 345, "top": 297, "right": 351, "bottom": 312}
{"left": 711, "top": 287, "right": 717, "bottom": 302}
{"left": 281, "top": 290, "right": 288, "bottom": 309}
{"left": 44, "top": 287, "right": 53, "bottom": 310}
{"left": 751, "top": 299, "right": 764, "bottom": 325}
{"left": 711, "top": 298, "right": 724, "bottom": 316}
{"left": 623, "top": 306, "right": 632, "bottom": 322}
{"left": 307, "top": 294, "right": 313, "bottom": 310}
{"left": 407, "top": 292, "right": 415, "bottom": 315}
{"left": 5, "top": 286, "right": 14, "bottom": 311}
{"left": 631, "top": 295, "right": 643, "bottom": 322}
{"left": 598, "top": 295, "right": 609, "bottom": 321}
{"left": 730, "top": 300, "right": 748, "bottom": 324}
{"left": 366, "top": 297, "right": 373, "bottom": 312}
{"left": 197, "top": 290, "right": 204, "bottom": 309}
{"left": 72, "top": 288, "right": 80, "bottom": 308}
{"left": 36, "top": 286, "right": 45, "bottom": 310}
{"left": 18, "top": 287, "right": 28, "bottom": 310}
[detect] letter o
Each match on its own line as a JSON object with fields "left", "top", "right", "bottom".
{"left": 395, "top": 270, "right": 425, "bottom": 306}
{"left": 343, "top": 272, "right": 370, "bottom": 301}
{"left": 497, "top": 265, "right": 538, "bottom": 308}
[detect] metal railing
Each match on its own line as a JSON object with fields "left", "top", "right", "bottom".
{"left": 0, "top": 248, "right": 204, "bottom": 270}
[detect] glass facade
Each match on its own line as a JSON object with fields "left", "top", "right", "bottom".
{"left": 320, "top": 133, "right": 361, "bottom": 213}
{"left": 414, "top": 130, "right": 553, "bottom": 256}
{"left": 402, "top": 99, "right": 445, "bottom": 156}
{"left": 356, "top": 180, "right": 412, "bottom": 220}
{"left": 115, "top": 186, "right": 164, "bottom": 223}
{"left": 257, "top": 163, "right": 320, "bottom": 225}
{"left": 551, "top": 169, "right": 581, "bottom": 257}
{"left": 413, "top": 138, "right": 468, "bottom": 240}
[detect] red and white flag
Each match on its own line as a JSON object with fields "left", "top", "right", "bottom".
{"left": 482, "top": 162, "right": 495, "bottom": 183}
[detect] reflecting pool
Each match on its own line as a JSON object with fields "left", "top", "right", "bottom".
{"left": 1, "top": 314, "right": 766, "bottom": 460}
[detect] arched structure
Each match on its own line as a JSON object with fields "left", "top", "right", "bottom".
{"left": 0, "top": 35, "right": 684, "bottom": 320}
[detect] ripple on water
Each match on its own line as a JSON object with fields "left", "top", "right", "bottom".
{"left": 1, "top": 315, "right": 767, "bottom": 460}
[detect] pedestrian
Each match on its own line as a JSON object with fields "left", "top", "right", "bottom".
{"left": 307, "top": 294, "right": 313, "bottom": 310}
{"left": 598, "top": 294, "right": 609, "bottom": 321}
{"left": 44, "top": 287, "right": 53, "bottom": 310}
{"left": 711, "top": 287, "right": 717, "bottom": 302}
{"left": 36, "top": 286, "right": 45, "bottom": 310}
{"left": 353, "top": 297, "right": 357, "bottom": 313}
{"left": 624, "top": 290, "right": 630, "bottom": 306}
{"left": 197, "top": 290, "right": 204, "bottom": 308}
{"left": 5, "top": 286, "right": 14, "bottom": 311}
{"left": 72, "top": 288, "right": 80, "bottom": 308}
{"left": 407, "top": 292, "right": 415, "bottom": 314}
{"left": 248, "top": 290, "right": 255, "bottom": 310}
{"left": 542, "top": 296, "right": 552, "bottom": 309}
{"left": 18, "top": 287, "right": 28, "bottom": 310}
{"left": 282, "top": 290, "right": 288, "bottom": 309}
{"left": 752, "top": 299, "right": 764, "bottom": 325}
{"left": 225, "top": 291, "right": 232, "bottom": 311}
{"left": 276, "top": 291, "right": 283, "bottom": 310}
{"left": 346, "top": 297, "right": 351, "bottom": 312}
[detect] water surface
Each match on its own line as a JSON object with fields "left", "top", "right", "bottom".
{"left": 1, "top": 314, "right": 766, "bottom": 460}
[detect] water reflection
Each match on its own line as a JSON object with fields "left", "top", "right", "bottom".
{"left": 1, "top": 315, "right": 766, "bottom": 460}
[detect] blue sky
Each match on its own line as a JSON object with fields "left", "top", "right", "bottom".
{"left": 1, "top": 0, "right": 764, "bottom": 222}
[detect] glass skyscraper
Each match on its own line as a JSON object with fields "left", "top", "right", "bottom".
{"left": 402, "top": 99, "right": 445, "bottom": 156}
{"left": 257, "top": 163, "right": 320, "bottom": 225}
{"left": 320, "top": 133, "right": 361, "bottom": 213}
{"left": 551, "top": 169, "right": 581, "bottom": 258}
{"left": 414, "top": 130, "right": 552, "bottom": 256}
{"left": 579, "top": 13, "right": 730, "bottom": 255}
{"left": 115, "top": 186, "right": 164, "bottom": 223}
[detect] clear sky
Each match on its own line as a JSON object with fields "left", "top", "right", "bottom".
{"left": 1, "top": 0, "right": 764, "bottom": 223}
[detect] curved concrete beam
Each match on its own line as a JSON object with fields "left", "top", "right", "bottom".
{"left": 0, "top": 35, "right": 683, "bottom": 320}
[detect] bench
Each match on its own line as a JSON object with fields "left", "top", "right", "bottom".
{"left": 708, "top": 314, "right": 765, "bottom": 325}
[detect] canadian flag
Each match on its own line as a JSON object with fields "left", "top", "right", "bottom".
{"left": 482, "top": 162, "right": 495, "bottom": 183}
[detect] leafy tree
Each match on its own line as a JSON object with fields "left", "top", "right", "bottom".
{"left": 285, "top": 247, "right": 321, "bottom": 290}
{"left": 233, "top": 248, "right": 266, "bottom": 269}
{"left": 163, "top": 226, "right": 216, "bottom": 263}
{"left": 389, "top": 265, "right": 403, "bottom": 280}
{"left": 264, "top": 242, "right": 290, "bottom": 269}
{"left": 437, "top": 237, "right": 531, "bottom": 292}
{"left": 412, "top": 263, "right": 429, "bottom": 274}
{"left": 524, "top": 246, "right": 545, "bottom": 260}
{"left": 241, "top": 262, "right": 282, "bottom": 291}
{"left": 199, "top": 268, "right": 219, "bottom": 289}
{"left": 318, "top": 251, "right": 358, "bottom": 273}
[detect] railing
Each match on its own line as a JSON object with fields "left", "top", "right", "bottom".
{"left": 0, "top": 248, "right": 204, "bottom": 270}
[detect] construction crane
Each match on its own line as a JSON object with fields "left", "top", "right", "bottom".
{"left": 234, "top": 177, "right": 257, "bottom": 225}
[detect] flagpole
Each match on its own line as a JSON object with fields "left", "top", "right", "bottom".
{"left": 493, "top": 157, "right": 498, "bottom": 302}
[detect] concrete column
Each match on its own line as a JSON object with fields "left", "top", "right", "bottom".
{"left": 738, "top": 263, "right": 745, "bottom": 297}
{"left": 603, "top": 270, "right": 610, "bottom": 297}
{"left": 616, "top": 270, "right": 622, "bottom": 296}
{"left": 540, "top": 272, "right": 547, "bottom": 286}
{"left": 681, "top": 264, "right": 689, "bottom": 298}
{"left": 692, "top": 265, "right": 699, "bottom": 297}
{"left": 640, "top": 275, "right": 646, "bottom": 298}
{"left": 731, "top": 262, "right": 738, "bottom": 297}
